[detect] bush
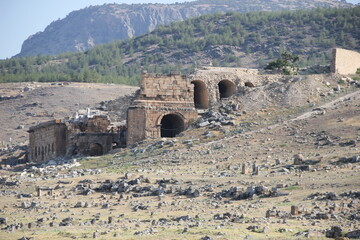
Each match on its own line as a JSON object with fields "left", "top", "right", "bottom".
{"left": 264, "top": 52, "right": 300, "bottom": 75}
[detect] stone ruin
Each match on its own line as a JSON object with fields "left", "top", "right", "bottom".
{"left": 28, "top": 67, "right": 264, "bottom": 162}
{"left": 126, "top": 68, "right": 270, "bottom": 145}
{"left": 27, "top": 109, "right": 126, "bottom": 163}
{"left": 27, "top": 47, "right": 360, "bottom": 163}
{"left": 331, "top": 48, "right": 360, "bottom": 75}
{"left": 126, "top": 72, "right": 198, "bottom": 145}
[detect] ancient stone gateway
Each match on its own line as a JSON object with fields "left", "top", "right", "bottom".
{"left": 127, "top": 73, "right": 198, "bottom": 146}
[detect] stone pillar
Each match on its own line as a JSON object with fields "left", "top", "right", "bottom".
{"left": 252, "top": 163, "right": 259, "bottom": 175}
{"left": 28, "top": 222, "right": 33, "bottom": 229}
{"left": 241, "top": 163, "right": 247, "bottom": 174}
{"left": 291, "top": 206, "right": 299, "bottom": 216}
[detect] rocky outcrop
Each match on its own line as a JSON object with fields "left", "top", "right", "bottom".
{"left": 16, "top": 0, "right": 353, "bottom": 57}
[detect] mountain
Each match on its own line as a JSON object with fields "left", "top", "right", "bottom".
{"left": 2, "top": 7, "right": 359, "bottom": 86}
{"left": 16, "top": 0, "right": 354, "bottom": 57}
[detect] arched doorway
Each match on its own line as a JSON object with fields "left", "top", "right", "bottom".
{"left": 191, "top": 80, "right": 209, "bottom": 109}
{"left": 89, "top": 143, "right": 103, "bottom": 156}
{"left": 160, "top": 114, "right": 185, "bottom": 138}
{"left": 218, "top": 80, "right": 236, "bottom": 99}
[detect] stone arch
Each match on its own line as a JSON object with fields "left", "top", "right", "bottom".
{"left": 158, "top": 113, "right": 185, "bottom": 138}
{"left": 191, "top": 80, "right": 209, "bottom": 109}
{"left": 245, "top": 81, "right": 255, "bottom": 87}
{"left": 89, "top": 143, "right": 103, "bottom": 156}
{"left": 218, "top": 80, "right": 236, "bottom": 99}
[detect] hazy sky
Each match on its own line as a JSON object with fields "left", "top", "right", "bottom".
{"left": 0, "top": 0, "right": 359, "bottom": 59}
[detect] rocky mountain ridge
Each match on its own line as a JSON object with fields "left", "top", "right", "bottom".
{"left": 17, "top": 0, "right": 353, "bottom": 57}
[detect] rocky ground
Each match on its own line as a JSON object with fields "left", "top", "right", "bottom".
{"left": 0, "top": 74, "right": 359, "bottom": 240}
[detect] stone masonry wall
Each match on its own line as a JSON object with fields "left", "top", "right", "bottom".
{"left": 331, "top": 48, "right": 360, "bottom": 75}
{"left": 139, "top": 73, "right": 194, "bottom": 101}
{"left": 84, "top": 115, "right": 111, "bottom": 132}
{"left": 69, "top": 133, "right": 120, "bottom": 156}
{"left": 189, "top": 67, "right": 282, "bottom": 107}
{"left": 28, "top": 120, "right": 67, "bottom": 162}
{"left": 28, "top": 115, "right": 122, "bottom": 163}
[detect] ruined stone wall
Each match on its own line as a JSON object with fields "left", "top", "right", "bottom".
{"left": 69, "top": 133, "right": 120, "bottom": 156}
{"left": 189, "top": 67, "right": 279, "bottom": 108}
{"left": 28, "top": 120, "right": 67, "bottom": 162}
{"left": 127, "top": 107, "right": 146, "bottom": 145}
{"left": 331, "top": 48, "right": 360, "bottom": 75}
{"left": 85, "top": 115, "right": 111, "bottom": 132}
{"left": 139, "top": 73, "right": 194, "bottom": 101}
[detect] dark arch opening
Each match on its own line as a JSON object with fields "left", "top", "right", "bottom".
{"left": 89, "top": 143, "right": 103, "bottom": 156}
{"left": 245, "top": 82, "right": 255, "bottom": 87}
{"left": 112, "top": 142, "right": 119, "bottom": 149}
{"left": 160, "top": 114, "right": 185, "bottom": 138}
{"left": 191, "top": 80, "right": 209, "bottom": 109}
{"left": 218, "top": 80, "right": 236, "bottom": 99}
{"left": 120, "top": 129, "right": 127, "bottom": 147}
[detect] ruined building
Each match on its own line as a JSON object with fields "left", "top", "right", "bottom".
{"left": 28, "top": 109, "right": 126, "bottom": 162}
{"left": 331, "top": 48, "right": 360, "bottom": 75}
{"left": 126, "top": 68, "right": 267, "bottom": 145}
{"left": 28, "top": 47, "right": 359, "bottom": 163}
{"left": 126, "top": 73, "right": 198, "bottom": 145}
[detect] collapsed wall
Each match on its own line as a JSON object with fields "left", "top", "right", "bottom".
{"left": 331, "top": 48, "right": 360, "bottom": 75}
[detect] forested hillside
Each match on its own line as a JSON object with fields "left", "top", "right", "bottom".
{"left": 1, "top": 7, "right": 360, "bottom": 86}
{"left": 17, "top": 0, "right": 353, "bottom": 57}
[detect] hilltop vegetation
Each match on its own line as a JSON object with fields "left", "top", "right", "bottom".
{"left": 17, "top": 0, "right": 352, "bottom": 57}
{"left": 1, "top": 7, "right": 360, "bottom": 85}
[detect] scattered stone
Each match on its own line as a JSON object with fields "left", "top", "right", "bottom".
{"left": 293, "top": 154, "right": 304, "bottom": 165}
{"left": 291, "top": 206, "right": 299, "bottom": 216}
{"left": 0, "top": 217, "right": 7, "bottom": 225}
{"left": 346, "top": 229, "right": 360, "bottom": 239}
{"left": 325, "top": 226, "right": 342, "bottom": 238}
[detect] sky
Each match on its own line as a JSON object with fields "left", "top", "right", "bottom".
{"left": 0, "top": 0, "right": 359, "bottom": 60}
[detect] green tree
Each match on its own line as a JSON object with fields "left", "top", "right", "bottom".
{"left": 265, "top": 52, "right": 300, "bottom": 75}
